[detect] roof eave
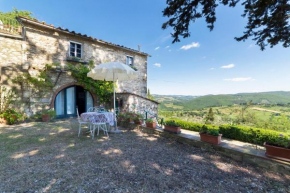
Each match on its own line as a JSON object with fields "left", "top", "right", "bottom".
{"left": 17, "top": 16, "right": 151, "bottom": 57}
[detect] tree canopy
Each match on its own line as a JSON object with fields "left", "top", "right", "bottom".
{"left": 162, "top": 0, "right": 290, "bottom": 50}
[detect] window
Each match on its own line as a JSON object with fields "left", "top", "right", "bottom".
{"left": 70, "top": 41, "right": 82, "bottom": 58}
{"left": 126, "top": 56, "right": 134, "bottom": 66}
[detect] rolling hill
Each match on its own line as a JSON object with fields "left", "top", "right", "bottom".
{"left": 154, "top": 91, "right": 290, "bottom": 111}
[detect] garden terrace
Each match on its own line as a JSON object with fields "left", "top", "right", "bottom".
{"left": 0, "top": 120, "right": 289, "bottom": 192}
{"left": 0, "top": 15, "right": 22, "bottom": 36}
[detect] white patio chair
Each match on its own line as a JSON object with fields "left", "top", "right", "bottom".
{"left": 87, "top": 107, "right": 96, "bottom": 112}
{"left": 94, "top": 106, "right": 107, "bottom": 113}
{"left": 89, "top": 114, "right": 109, "bottom": 139}
{"left": 77, "top": 108, "right": 91, "bottom": 137}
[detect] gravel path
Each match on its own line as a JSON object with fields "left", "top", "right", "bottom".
{"left": 0, "top": 120, "right": 289, "bottom": 192}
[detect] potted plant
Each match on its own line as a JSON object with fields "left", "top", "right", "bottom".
{"left": 133, "top": 113, "right": 143, "bottom": 125}
{"left": 164, "top": 120, "right": 181, "bottom": 134}
{"left": 146, "top": 118, "right": 157, "bottom": 129}
{"left": 117, "top": 112, "right": 126, "bottom": 123}
{"left": 199, "top": 125, "right": 222, "bottom": 145}
{"left": 264, "top": 134, "right": 290, "bottom": 161}
{"left": 1, "top": 108, "right": 23, "bottom": 125}
{"left": 41, "top": 109, "right": 56, "bottom": 122}
{"left": 124, "top": 112, "right": 133, "bottom": 123}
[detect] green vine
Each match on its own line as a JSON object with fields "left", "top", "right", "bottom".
{"left": 66, "top": 61, "right": 113, "bottom": 103}
{"left": 12, "top": 64, "right": 54, "bottom": 96}
{"left": 12, "top": 61, "right": 113, "bottom": 105}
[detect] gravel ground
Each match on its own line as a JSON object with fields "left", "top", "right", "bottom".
{"left": 0, "top": 119, "right": 289, "bottom": 193}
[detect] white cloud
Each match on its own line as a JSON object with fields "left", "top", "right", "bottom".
{"left": 221, "top": 64, "right": 235, "bottom": 69}
{"left": 155, "top": 47, "right": 160, "bottom": 50}
{"left": 210, "top": 68, "right": 215, "bottom": 70}
{"left": 165, "top": 46, "right": 170, "bottom": 49}
{"left": 224, "top": 77, "right": 255, "bottom": 82}
{"left": 154, "top": 63, "right": 161, "bottom": 67}
{"left": 180, "top": 42, "right": 200, "bottom": 50}
{"left": 168, "top": 49, "right": 171, "bottom": 52}
{"left": 161, "top": 35, "right": 171, "bottom": 42}
{"left": 248, "top": 44, "right": 255, "bottom": 48}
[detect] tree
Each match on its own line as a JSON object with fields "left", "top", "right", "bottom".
{"left": 205, "top": 107, "right": 214, "bottom": 124}
{"left": 162, "top": 0, "right": 290, "bottom": 50}
{"left": 147, "top": 89, "right": 154, "bottom": 100}
{"left": 239, "top": 100, "right": 252, "bottom": 123}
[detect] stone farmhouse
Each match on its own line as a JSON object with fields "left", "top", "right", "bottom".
{"left": 0, "top": 16, "right": 158, "bottom": 118}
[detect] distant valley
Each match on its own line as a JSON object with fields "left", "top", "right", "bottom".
{"left": 153, "top": 91, "right": 290, "bottom": 111}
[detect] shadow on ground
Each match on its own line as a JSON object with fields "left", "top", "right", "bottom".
{"left": 0, "top": 119, "right": 289, "bottom": 192}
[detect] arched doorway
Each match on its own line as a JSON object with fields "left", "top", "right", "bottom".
{"left": 54, "top": 85, "right": 94, "bottom": 118}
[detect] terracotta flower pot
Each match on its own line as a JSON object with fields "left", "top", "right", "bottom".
{"left": 134, "top": 120, "right": 142, "bottom": 125}
{"left": 41, "top": 114, "right": 50, "bottom": 122}
{"left": 264, "top": 142, "right": 290, "bottom": 162}
{"left": 200, "top": 133, "right": 222, "bottom": 145}
{"left": 127, "top": 118, "right": 133, "bottom": 123}
{"left": 164, "top": 125, "right": 181, "bottom": 134}
{"left": 146, "top": 122, "right": 157, "bottom": 129}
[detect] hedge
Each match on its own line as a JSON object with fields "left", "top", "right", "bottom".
{"left": 168, "top": 119, "right": 290, "bottom": 148}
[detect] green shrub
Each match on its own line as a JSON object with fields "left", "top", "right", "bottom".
{"left": 170, "top": 120, "right": 203, "bottom": 132}
{"left": 200, "top": 124, "right": 220, "bottom": 136}
{"left": 146, "top": 118, "right": 155, "bottom": 123}
{"left": 164, "top": 120, "right": 180, "bottom": 127}
{"left": 41, "top": 109, "right": 56, "bottom": 119}
{"left": 0, "top": 108, "right": 23, "bottom": 125}
{"left": 219, "top": 125, "right": 289, "bottom": 148}
{"left": 169, "top": 119, "right": 290, "bottom": 148}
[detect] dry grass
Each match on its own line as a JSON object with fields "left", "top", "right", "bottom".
{"left": 0, "top": 119, "right": 290, "bottom": 192}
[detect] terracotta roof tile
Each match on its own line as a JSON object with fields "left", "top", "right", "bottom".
{"left": 17, "top": 16, "right": 150, "bottom": 56}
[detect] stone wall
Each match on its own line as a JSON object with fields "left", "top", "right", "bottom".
{"left": 116, "top": 93, "right": 159, "bottom": 116}
{"left": 0, "top": 20, "right": 150, "bottom": 116}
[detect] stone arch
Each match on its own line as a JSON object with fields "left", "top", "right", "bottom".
{"left": 50, "top": 82, "right": 97, "bottom": 108}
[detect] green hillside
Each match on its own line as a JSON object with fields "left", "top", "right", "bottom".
{"left": 154, "top": 91, "right": 290, "bottom": 111}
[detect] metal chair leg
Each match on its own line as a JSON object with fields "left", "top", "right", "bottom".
{"left": 78, "top": 123, "right": 81, "bottom": 137}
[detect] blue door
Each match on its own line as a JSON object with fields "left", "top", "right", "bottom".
{"left": 55, "top": 86, "right": 93, "bottom": 118}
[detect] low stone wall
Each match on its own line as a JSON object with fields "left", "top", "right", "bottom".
{"left": 128, "top": 124, "right": 290, "bottom": 175}
{"left": 116, "top": 93, "right": 158, "bottom": 115}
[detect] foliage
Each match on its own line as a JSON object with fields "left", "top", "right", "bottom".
{"left": 118, "top": 111, "right": 135, "bottom": 121}
{"left": 41, "top": 109, "right": 56, "bottom": 118}
{"left": 66, "top": 61, "right": 113, "bottom": 103}
{"left": 147, "top": 89, "right": 154, "bottom": 100}
{"left": 0, "top": 108, "right": 24, "bottom": 125}
{"left": 168, "top": 119, "right": 290, "bottom": 148}
{"left": 12, "top": 64, "right": 55, "bottom": 100}
{"left": 13, "top": 70, "right": 54, "bottom": 89}
{"left": 156, "top": 91, "right": 290, "bottom": 111}
{"left": 146, "top": 118, "right": 156, "bottom": 123}
{"left": 170, "top": 120, "right": 203, "bottom": 132}
{"left": 0, "top": 8, "right": 34, "bottom": 19}
{"left": 162, "top": 0, "right": 290, "bottom": 50}
{"left": 130, "top": 66, "right": 138, "bottom": 71}
{"left": 219, "top": 125, "right": 290, "bottom": 148}
{"left": 200, "top": 125, "right": 220, "bottom": 136}
{"left": 164, "top": 120, "right": 180, "bottom": 127}
{"left": 132, "top": 112, "right": 143, "bottom": 121}
{"left": 205, "top": 107, "right": 214, "bottom": 124}
{"left": 0, "top": 86, "right": 15, "bottom": 114}
{"left": 238, "top": 100, "right": 252, "bottom": 123}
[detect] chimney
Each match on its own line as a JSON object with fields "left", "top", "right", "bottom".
{"left": 138, "top": 45, "right": 141, "bottom": 52}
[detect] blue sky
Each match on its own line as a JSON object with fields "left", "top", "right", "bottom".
{"left": 2, "top": 0, "right": 290, "bottom": 96}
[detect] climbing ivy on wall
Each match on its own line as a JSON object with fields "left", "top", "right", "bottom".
{"left": 12, "top": 64, "right": 54, "bottom": 97}
{"left": 66, "top": 61, "right": 113, "bottom": 103}
{"left": 12, "top": 61, "right": 113, "bottom": 105}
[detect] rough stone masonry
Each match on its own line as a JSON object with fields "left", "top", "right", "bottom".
{"left": 0, "top": 17, "right": 158, "bottom": 116}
